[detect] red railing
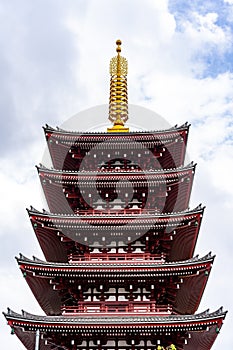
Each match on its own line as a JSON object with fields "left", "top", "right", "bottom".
{"left": 68, "top": 253, "right": 166, "bottom": 263}
{"left": 74, "top": 208, "right": 161, "bottom": 216}
{"left": 62, "top": 302, "right": 173, "bottom": 315}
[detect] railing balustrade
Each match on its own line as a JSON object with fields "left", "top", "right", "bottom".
{"left": 68, "top": 252, "right": 166, "bottom": 263}
{"left": 62, "top": 302, "right": 173, "bottom": 315}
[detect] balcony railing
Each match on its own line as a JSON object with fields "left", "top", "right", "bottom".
{"left": 61, "top": 302, "right": 173, "bottom": 315}
{"left": 68, "top": 252, "right": 166, "bottom": 263}
{"left": 75, "top": 208, "right": 161, "bottom": 216}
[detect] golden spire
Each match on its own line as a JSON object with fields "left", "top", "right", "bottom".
{"left": 107, "top": 39, "right": 129, "bottom": 132}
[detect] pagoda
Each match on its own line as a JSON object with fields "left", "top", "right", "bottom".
{"left": 3, "top": 40, "right": 227, "bottom": 350}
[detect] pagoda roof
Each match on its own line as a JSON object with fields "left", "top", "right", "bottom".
{"left": 44, "top": 123, "right": 189, "bottom": 171}
{"left": 38, "top": 163, "right": 194, "bottom": 215}
{"left": 3, "top": 307, "right": 227, "bottom": 350}
{"left": 4, "top": 305, "right": 226, "bottom": 325}
{"left": 28, "top": 204, "right": 204, "bottom": 224}
{"left": 43, "top": 122, "right": 190, "bottom": 140}
{"left": 28, "top": 205, "right": 203, "bottom": 262}
{"left": 17, "top": 252, "right": 214, "bottom": 271}
{"left": 37, "top": 162, "right": 195, "bottom": 182}
{"left": 17, "top": 253, "right": 213, "bottom": 316}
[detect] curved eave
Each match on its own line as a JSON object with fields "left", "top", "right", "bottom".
{"left": 27, "top": 204, "right": 204, "bottom": 224}
{"left": 20, "top": 272, "right": 61, "bottom": 316}
{"left": 17, "top": 253, "right": 214, "bottom": 271}
{"left": 4, "top": 306, "right": 226, "bottom": 327}
{"left": 4, "top": 307, "right": 227, "bottom": 350}
{"left": 43, "top": 122, "right": 190, "bottom": 140}
{"left": 37, "top": 162, "right": 196, "bottom": 179}
{"left": 29, "top": 222, "right": 68, "bottom": 262}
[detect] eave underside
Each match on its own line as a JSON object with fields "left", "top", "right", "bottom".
{"left": 5, "top": 308, "right": 226, "bottom": 350}
{"left": 18, "top": 254, "right": 212, "bottom": 316}
{"left": 31, "top": 213, "right": 201, "bottom": 262}
{"left": 12, "top": 325, "right": 221, "bottom": 350}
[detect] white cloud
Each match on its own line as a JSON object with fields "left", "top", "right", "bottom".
{"left": 182, "top": 12, "right": 229, "bottom": 48}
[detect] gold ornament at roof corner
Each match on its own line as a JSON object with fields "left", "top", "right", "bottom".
{"left": 108, "top": 39, "right": 129, "bottom": 132}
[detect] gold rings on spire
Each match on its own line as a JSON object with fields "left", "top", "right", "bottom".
{"left": 108, "top": 40, "right": 129, "bottom": 132}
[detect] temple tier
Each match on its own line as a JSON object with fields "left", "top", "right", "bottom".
{"left": 43, "top": 123, "right": 189, "bottom": 171}
{"left": 27, "top": 205, "right": 204, "bottom": 262}
{"left": 16, "top": 253, "right": 214, "bottom": 316}
{"left": 5, "top": 308, "right": 226, "bottom": 350}
{"left": 37, "top": 162, "right": 195, "bottom": 215}
{"left": 3, "top": 41, "right": 226, "bottom": 350}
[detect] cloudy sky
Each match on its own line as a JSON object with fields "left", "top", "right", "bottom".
{"left": 0, "top": 0, "right": 233, "bottom": 349}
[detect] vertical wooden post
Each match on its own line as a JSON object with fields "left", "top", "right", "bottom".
{"left": 35, "top": 329, "right": 40, "bottom": 350}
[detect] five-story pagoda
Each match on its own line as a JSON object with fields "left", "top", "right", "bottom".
{"left": 3, "top": 40, "right": 227, "bottom": 350}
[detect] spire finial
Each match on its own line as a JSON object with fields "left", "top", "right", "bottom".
{"left": 116, "top": 39, "right": 121, "bottom": 53}
{"left": 108, "top": 39, "right": 129, "bottom": 132}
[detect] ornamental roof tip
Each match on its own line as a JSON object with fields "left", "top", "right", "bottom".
{"left": 195, "top": 307, "right": 227, "bottom": 318}
{"left": 45, "top": 124, "right": 52, "bottom": 129}
{"left": 32, "top": 256, "right": 45, "bottom": 263}
{"left": 3, "top": 308, "right": 23, "bottom": 317}
{"left": 15, "top": 253, "right": 28, "bottom": 262}
{"left": 191, "top": 252, "right": 213, "bottom": 261}
{"left": 195, "top": 203, "right": 205, "bottom": 211}
{"left": 194, "top": 308, "right": 226, "bottom": 318}
{"left": 183, "top": 253, "right": 214, "bottom": 263}
{"left": 37, "top": 163, "right": 47, "bottom": 169}
{"left": 26, "top": 206, "right": 40, "bottom": 213}
{"left": 17, "top": 254, "right": 45, "bottom": 263}
{"left": 200, "top": 252, "right": 215, "bottom": 261}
